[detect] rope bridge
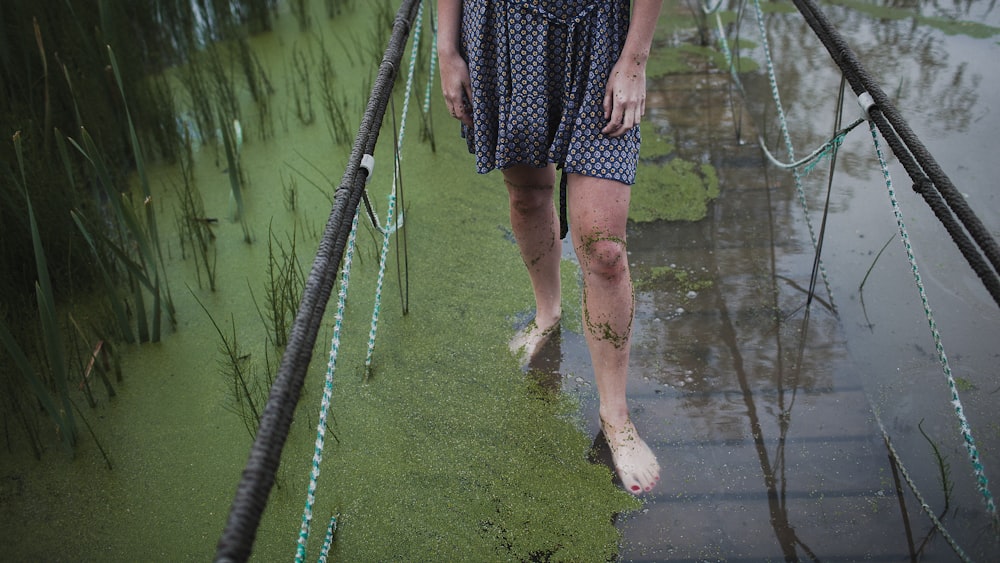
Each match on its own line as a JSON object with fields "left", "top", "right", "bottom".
{"left": 213, "top": 0, "right": 999, "bottom": 560}
{"left": 705, "top": 0, "right": 1000, "bottom": 558}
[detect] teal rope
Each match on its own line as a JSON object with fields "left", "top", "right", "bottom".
{"left": 712, "top": 0, "right": 998, "bottom": 550}
{"left": 870, "top": 121, "right": 998, "bottom": 533}
{"left": 423, "top": 5, "right": 438, "bottom": 116}
{"left": 295, "top": 210, "right": 361, "bottom": 562}
{"left": 710, "top": 0, "right": 841, "bottom": 309}
{"left": 297, "top": 4, "right": 427, "bottom": 557}
{"left": 750, "top": 0, "right": 836, "bottom": 310}
{"left": 875, "top": 413, "right": 973, "bottom": 562}
{"left": 757, "top": 117, "right": 864, "bottom": 174}
{"left": 317, "top": 513, "right": 338, "bottom": 563}
{"left": 365, "top": 0, "right": 423, "bottom": 369}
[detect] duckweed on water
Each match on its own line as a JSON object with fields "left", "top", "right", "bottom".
{"left": 6, "top": 6, "right": 640, "bottom": 555}
{"left": 307, "top": 129, "right": 641, "bottom": 561}
{"left": 630, "top": 152, "right": 720, "bottom": 223}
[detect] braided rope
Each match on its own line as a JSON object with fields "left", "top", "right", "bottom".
{"left": 869, "top": 122, "right": 998, "bottom": 533}
{"left": 317, "top": 513, "right": 338, "bottom": 563}
{"left": 423, "top": 7, "right": 437, "bottom": 116}
{"left": 295, "top": 211, "right": 361, "bottom": 562}
{"left": 756, "top": 117, "right": 863, "bottom": 173}
{"left": 365, "top": 0, "right": 423, "bottom": 369}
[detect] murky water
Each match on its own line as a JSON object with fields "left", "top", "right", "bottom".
{"left": 2, "top": 0, "right": 998, "bottom": 560}
{"left": 566, "top": 0, "right": 1000, "bottom": 559}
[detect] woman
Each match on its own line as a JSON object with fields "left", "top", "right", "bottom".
{"left": 438, "top": 0, "right": 662, "bottom": 495}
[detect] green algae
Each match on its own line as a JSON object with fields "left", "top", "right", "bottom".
{"left": 633, "top": 264, "right": 714, "bottom": 295}
{"left": 630, "top": 134, "right": 720, "bottom": 223}
{"left": 0, "top": 3, "right": 640, "bottom": 560}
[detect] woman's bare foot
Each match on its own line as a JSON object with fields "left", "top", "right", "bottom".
{"left": 509, "top": 317, "right": 560, "bottom": 364}
{"left": 601, "top": 417, "right": 660, "bottom": 495}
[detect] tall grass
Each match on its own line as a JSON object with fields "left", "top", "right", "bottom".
{"left": 9, "top": 132, "right": 78, "bottom": 452}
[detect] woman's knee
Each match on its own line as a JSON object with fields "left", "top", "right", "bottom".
{"left": 504, "top": 165, "right": 556, "bottom": 214}
{"left": 578, "top": 234, "right": 628, "bottom": 280}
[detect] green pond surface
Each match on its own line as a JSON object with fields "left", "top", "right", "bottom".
{"left": 7, "top": 0, "right": 1000, "bottom": 560}
{"left": 0, "top": 2, "right": 719, "bottom": 560}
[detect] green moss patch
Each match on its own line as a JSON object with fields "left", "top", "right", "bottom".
{"left": 633, "top": 264, "right": 714, "bottom": 295}
{"left": 630, "top": 134, "right": 720, "bottom": 223}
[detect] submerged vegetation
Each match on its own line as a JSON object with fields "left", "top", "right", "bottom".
{"left": 0, "top": 0, "right": 361, "bottom": 458}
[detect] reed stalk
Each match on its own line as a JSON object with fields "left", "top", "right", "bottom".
{"left": 191, "top": 292, "right": 263, "bottom": 440}
{"left": 10, "top": 131, "right": 78, "bottom": 450}
{"left": 173, "top": 147, "right": 217, "bottom": 290}
{"left": 281, "top": 172, "right": 299, "bottom": 212}
{"left": 318, "top": 40, "right": 353, "bottom": 146}
{"left": 290, "top": 0, "right": 312, "bottom": 31}
{"left": 249, "top": 223, "right": 305, "bottom": 348}
{"left": 219, "top": 110, "right": 252, "bottom": 243}
{"left": 291, "top": 44, "right": 316, "bottom": 125}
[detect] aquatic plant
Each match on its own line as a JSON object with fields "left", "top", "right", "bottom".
{"left": 291, "top": 44, "right": 317, "bottom": 126}
{"left": 219, "top": 111, "right": 252, "bottom": 244}
{"left": 317, "top": 39, "right": 354, "bottom": 146}
{"left": 173, "top": 168, "right": 218, "bottom": 291}
{"left": 282, "top": 171, "right": 299, "bottom": 212}
{"left": 5, "top": 132, "right": 78, "bottom": 453}
{"left": 250, "top": 224, "right": 306, "bottom": 348}
{"left": 192, "top": 292, "right": 265, "bottom": 441}
{"left": 325, "top": 0, "right": 357, "bottom": 18}
{"left": 67, "top": 118, "right": 174, "bottom": 343}
{"left": 290, "top": 0, "right": 312, "bottom": 31}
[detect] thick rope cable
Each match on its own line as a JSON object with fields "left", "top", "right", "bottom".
{"left": 365, "top": 0, "right": 424, "bottom": 370}
{"left": 869, "top": 120, "right": 998, "bottom": 541}
{"left": 213, "top": 2, "right": 423, "bottom": 561}
{"left": 789, "top": 0, "right": 1000, "bottom": 309}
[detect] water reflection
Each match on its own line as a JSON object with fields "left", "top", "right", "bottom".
{"left": 563, "top": 0, "right": 1000, "bottom": 558}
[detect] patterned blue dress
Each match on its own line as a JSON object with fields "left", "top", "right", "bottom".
{"left": 460, "top": 0, "right": 640, "bottom": 185}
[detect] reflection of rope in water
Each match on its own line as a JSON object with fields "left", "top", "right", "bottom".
{"left": 704, "top": 0, "right": 999, "bottom": 554}
{"left": 706, "top": 0, "right": 839, "bottom": 313}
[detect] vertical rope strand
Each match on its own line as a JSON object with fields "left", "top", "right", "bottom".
{"left": 750, "top": 0, "right": 836, "bottom": 310}
{"left": 365, "top": 0, "right": 423, "bottom": 369}
{"left": 295, "top": 210, "right": 361, "bottom": 562}
{"left": 869, "top": 121, "right": 998, "bottom": 530}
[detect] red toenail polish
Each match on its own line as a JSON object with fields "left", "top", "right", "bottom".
{"left": 631, "top": 485, "right": 640, "bottom": 491}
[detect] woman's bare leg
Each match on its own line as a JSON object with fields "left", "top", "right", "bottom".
{"left": 568, "top": 173, "right": 659, "bottom": 494}
{"left": 503, "top": 164, "right": 562, "bottom": 359}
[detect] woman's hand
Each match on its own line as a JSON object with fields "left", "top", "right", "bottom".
{"left": 602, "top": 55, "right": 647, "bottom": 138}
{"left": 439, "top": 51, "right": 474, "bottom": 129}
